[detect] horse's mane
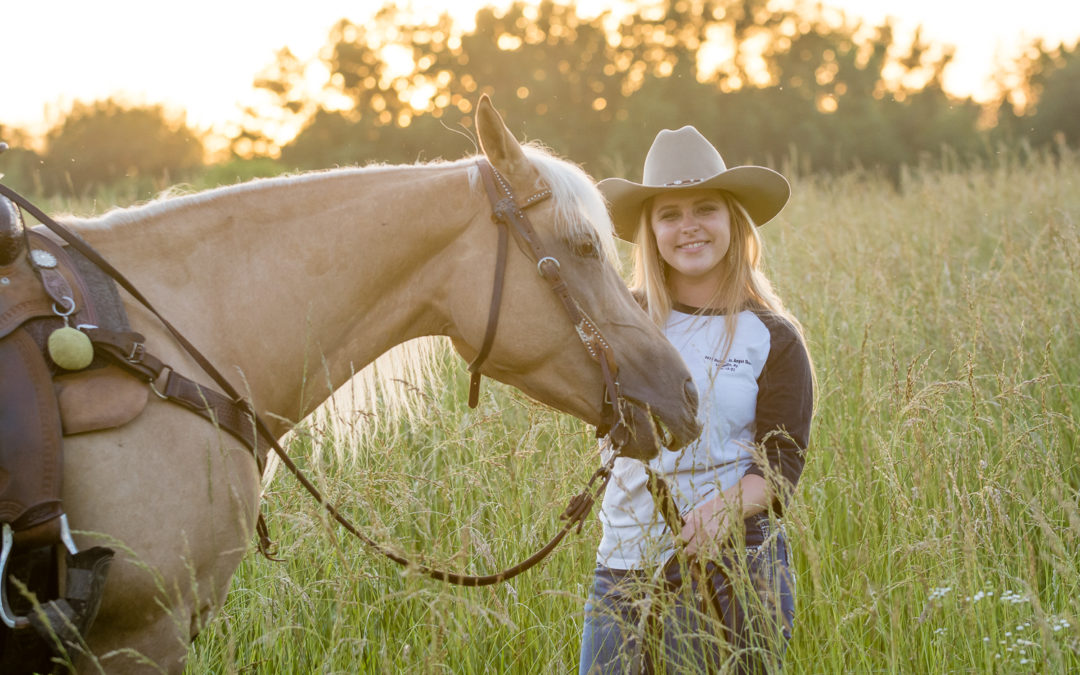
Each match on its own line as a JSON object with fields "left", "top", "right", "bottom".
{"left": 63, "top": 159, "right": 477, "bottom": 231}
{"left": 521, "top": 144, "right": 619, "bottom": 264}
{"left": 66, "top": 146, "right": 618, "bottom": 265}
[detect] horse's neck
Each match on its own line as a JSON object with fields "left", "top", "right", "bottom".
{"left": 85, "top": 163, "right": 478, "bottom": 422}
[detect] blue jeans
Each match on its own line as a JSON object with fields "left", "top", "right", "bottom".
{"left": 579, "top": 519, "right": 795, "bottom": 674}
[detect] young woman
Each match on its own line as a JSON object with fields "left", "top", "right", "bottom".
{"left": 579, "top": 126, "right": 814, "bottom": 674}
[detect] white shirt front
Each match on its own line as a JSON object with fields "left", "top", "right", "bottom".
{"left": 596, "top": 308, "right": 771, "bottom": 569}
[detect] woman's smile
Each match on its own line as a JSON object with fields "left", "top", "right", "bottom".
{"left": 677, "top": 240, "right": 710, "bottom": 250}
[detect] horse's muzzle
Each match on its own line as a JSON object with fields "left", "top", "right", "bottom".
{"left": 615, "top": 379, "right": 701, "bottom": 461}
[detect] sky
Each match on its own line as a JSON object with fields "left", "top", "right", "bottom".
{"left": 2, "top": 0, "right": 1078, "bottom": 143}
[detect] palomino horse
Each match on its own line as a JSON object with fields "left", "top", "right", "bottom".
{"left": 5, "top": 96, "right": 699, "bottom": 672}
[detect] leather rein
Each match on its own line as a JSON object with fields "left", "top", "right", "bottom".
{"left": 0, "top": 161, "right": 633, "bottom": 586}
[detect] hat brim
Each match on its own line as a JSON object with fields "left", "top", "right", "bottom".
{"left": 598, "top": 166, "right": 790, "bottom": 241}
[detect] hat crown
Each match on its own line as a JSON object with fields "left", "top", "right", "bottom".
{"left": 642, "top": 126, "right": 728, "bottom": 187}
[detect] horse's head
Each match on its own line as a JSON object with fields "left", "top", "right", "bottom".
{"left": 448, "top": 96, "right": 700, "bottom": 460}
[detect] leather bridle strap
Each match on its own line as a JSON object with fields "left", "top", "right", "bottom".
{"left": 465, "top": 184, "right": 510, "bottom": 408}
{"left": 472, "top": 160, "right": 629, "bottom": 445}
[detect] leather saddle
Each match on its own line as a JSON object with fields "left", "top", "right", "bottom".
{"left": 0, "top": 195, "right": 141, "bottom": 669}
{"left": 1, "top": 206, "right": 148, "bottom": 547}
{"left": 1, "top": 189, "right": 268, "bottom": 671}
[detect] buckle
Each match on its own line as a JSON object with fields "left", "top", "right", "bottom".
{"left": 127, "top": 340, "right": 145, "bottom": 363}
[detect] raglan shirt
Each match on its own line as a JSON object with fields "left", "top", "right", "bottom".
{"left": 596, "top": 304, "right": 813, "bottom": 570}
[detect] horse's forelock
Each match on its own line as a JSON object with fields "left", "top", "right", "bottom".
{"left": 522, "top": 145, "right": 618, "bottom": 265}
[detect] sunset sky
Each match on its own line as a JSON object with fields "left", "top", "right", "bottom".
{"left": 2, "top": 0, "right": 1078, "bottom": 140}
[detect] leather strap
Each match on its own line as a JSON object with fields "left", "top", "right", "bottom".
{"left": 82, "top": 327, "right": 265, "bottom": 459}
{"left": 0, "top": 329, "right": 64, "bottom": 547}
{"left": 161, "top": 371, "right": 262, "bottom": 456}
{"left": 466, "top": 200, "right": 509, "bottom": 407}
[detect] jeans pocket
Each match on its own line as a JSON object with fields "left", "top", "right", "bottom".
{"left": 747, "top": 533, "right": 795, "bottom": 643}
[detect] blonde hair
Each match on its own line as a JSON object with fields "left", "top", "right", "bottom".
{"left": 629, "top": 190, "right": 806, "bottom": 355}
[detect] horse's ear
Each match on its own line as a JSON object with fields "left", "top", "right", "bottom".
{"left": 476, "top": 94, "right": 528, "bottom": 174}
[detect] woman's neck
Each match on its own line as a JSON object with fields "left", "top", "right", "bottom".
{"left": 669, "top": 277, "right": 723, "bottom": 309}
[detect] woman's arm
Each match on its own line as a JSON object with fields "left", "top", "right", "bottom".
{"left": 678, "top": 473, "right": 771, "bottom": 558}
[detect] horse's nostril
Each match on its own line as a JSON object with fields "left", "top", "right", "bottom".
{"left": 684, "top": 378, "right": 699, "bottom": 410}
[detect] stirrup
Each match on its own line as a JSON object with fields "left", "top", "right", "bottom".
{"left": 1, "top": 515, "right": 80, "bottom": 629}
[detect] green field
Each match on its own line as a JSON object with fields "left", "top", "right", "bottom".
{"left": 177, "top": 149, "right": 1079, "bottom": 674}
{"left": 30, "top": 147, "right": 1080, "bottom": 673}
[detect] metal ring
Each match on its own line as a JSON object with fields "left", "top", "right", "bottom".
{"left": 52, "top": 295, "right": 76, "bottom": 317}
{"left": 149, "top": 366, "right": 173, "bottom": 400}
{"left": 536, "top": 256, "right": 560, "bottom": 275}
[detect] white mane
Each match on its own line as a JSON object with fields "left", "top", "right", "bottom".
{"left": 522, "top": 144, "right": 620, "bottom": 264}
{"left": 64, "top": 146, "right": 616, "bottom": 267}
{"left": 63, "top": 158, "right": 479, "bottom": 231}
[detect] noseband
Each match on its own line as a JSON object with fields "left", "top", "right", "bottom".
{"left": 469, "top": 160, "right": 629, "bottom": 448}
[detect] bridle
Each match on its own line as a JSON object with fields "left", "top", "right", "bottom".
{"left": 0, "top": 158, "right": 645, "bottom": 587}
{"left": 468, "top": 159, "right": 630, "bottom": 448}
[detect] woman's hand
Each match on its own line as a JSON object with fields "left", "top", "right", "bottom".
{"left": 678, "top": 496, "right": 729, "bottom": 558}
{"left": 677, "top": 473, "right": 772, "bottom": 558}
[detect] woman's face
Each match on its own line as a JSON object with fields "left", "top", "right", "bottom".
{"left": 650, "top": 189, "right": 731, "bottom": 297}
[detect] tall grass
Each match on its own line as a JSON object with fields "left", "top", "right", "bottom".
{"left": 24, "top": 147, "right": 1080, "bottom": 672}
{"left": 186, "top": 147, "right": 1079, "bottom": 673}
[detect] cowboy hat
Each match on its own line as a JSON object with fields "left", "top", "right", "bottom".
{"left": 598, "top": 125, "right": 790, "bottom": 241}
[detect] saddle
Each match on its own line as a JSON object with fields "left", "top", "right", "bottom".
{"left": 1, "top": 209, "right": 148, "bottom": 547}
{"left": 0, "top": 190, "right": 270, "bottom": 671}
{"left": 0, "top": 196, "right": 138, "bottom": 670}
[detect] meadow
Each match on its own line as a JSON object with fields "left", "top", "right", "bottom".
{"left": 25, "top": 145, "right": 1080, "bottom": 673}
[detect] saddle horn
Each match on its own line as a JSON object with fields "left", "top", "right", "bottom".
{"left": 0, "top": 195, "right": 25, "bottom": 266}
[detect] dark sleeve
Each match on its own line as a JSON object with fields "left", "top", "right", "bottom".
{"left": 743, "top": 313, "right": 814, "bottom": 516}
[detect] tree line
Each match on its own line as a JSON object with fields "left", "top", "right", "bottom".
{"left": 3, "top": 0, "right": 1078, "bottom": 197}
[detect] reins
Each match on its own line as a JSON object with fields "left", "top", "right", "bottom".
{"left": 0, "top": 163, "right": 628, "bottom": 586}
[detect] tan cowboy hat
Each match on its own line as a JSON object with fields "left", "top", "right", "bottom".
{"left": 598, "top": 125, "right": 791, "bottom": 241}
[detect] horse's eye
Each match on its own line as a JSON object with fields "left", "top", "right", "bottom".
{"left": 574, "top": 239, "right": 599, "bottom": 259}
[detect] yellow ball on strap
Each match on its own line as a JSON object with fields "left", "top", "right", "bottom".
{"left": 48, "top": 326, "right": 94, "bottom": 370}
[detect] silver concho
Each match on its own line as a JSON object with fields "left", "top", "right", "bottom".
{"left": 30, "top": 249, "right": 58, "bottom": 268}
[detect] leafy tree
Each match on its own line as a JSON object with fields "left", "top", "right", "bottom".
{"left": 231, "top": 47, "right": 314, "bottom": 159}
{"left": 0, "top": 126, "right": 44, "bottom": 195}
{"left": 41, "top": 99, "right": 203, "bottom": 196}
{"left": 1009, "top": 40, "right": 1080, "bottom": 149}
{"left": 238, "top": 0, "right": 1050, "bottom": 178}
